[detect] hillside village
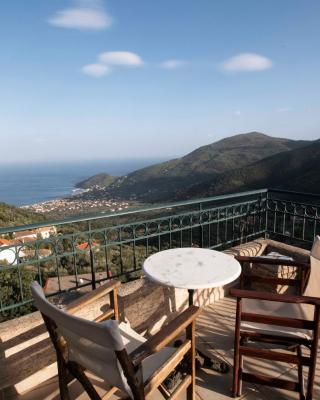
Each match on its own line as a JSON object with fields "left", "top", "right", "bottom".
{"left": 22, "top": 196, "right": 131, "bottom": 215}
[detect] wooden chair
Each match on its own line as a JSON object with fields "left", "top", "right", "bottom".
{"left": 230, "top": 236, "right": 320, "bottom": 400}
{"left": 31, "top": 280, "right": 201, "bottom": 400}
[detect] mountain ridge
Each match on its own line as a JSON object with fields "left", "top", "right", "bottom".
{"left": 77, "top": 132, "right": 313, "bottom": 201}
{"left": 178, "top": 140, "right": 320, "bottom": 199}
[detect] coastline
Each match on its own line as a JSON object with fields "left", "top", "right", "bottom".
{"left": 21, "top": 187, "right": 133, "bottom": 216}
{"left": 0, "top": 158, "right": 165, "bottom": 207}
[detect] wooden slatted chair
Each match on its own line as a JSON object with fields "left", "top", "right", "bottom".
{"left": 31, "top": 280, "right": 201, "bottom": 400}
{"left": 230, "top": 236, "right": 320, "bottom": 400}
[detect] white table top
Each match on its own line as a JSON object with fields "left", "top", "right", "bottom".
{"left": 143, "top": 247, "right": 241, "bottom": 290}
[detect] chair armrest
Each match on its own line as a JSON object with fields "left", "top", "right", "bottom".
{"left": 65, "top": 280, "right": 121, "bottom": 314}
{"left": 130, "top": 305, "right": 201, "bottom": 367}
{"left": 235, "top": 255, "right": 310, "bottom": 270}
{"left": 230, "top": 288, "right": 320, "bottom": 307}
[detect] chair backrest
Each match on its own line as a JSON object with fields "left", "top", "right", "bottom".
{"left": 31, "top": 282, "right": 132, "bottom": 396}
{"left": 304, "top": 235, "right": 320, "bottom": 298}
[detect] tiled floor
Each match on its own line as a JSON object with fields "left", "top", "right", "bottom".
{"left": 8, "top": 297, "right": 320, "bottom": 399}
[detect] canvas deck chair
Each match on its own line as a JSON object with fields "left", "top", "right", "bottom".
{"left": 31, "top": 280, "right": 201, "bottom": 400}
{"left": 230, "top": 236, "right": 320, "bottom": 400}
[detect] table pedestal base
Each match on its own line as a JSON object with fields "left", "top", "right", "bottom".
{"left": 196, "top": 349, "right": 229, "bottom": 373}
{"left": 188, "top": 289, "right": 230, "bottom": 374}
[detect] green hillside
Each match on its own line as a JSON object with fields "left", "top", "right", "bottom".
{"left": 178, "top": 141, "right": 320, "bottom": 199}
{"left": 79, "top": 132, "right": 311, "bottom": 202}
{"left": 0, "top": 203, "right": 47, "bottom": 229}
{"left": 76, "top": 173, "right": 116, "bottom": 190}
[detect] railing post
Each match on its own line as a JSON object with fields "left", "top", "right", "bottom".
{"left": 239, "top": 219, "right": 245, "bottom": 245}
{"left": 264, "top": 190, "right": 269, "bottom": 238}
{"left": 88, "top": 221, "right": 96, "bottom": 290}
{"left": 198, "top": 202, "right": 203, "bottom": 248}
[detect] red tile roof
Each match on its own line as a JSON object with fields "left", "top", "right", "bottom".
{"left": 0, "top": 238, "right": 13, "bottom": 245}
{"left": 76, "top": 242, "right": 99, "bottom": 251}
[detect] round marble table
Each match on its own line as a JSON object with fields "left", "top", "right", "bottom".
{"left": 143, "top": 247, "right": 241, "bottom": 374}
{"left": 143, "top": 247, "right": 241, "bottom": 305}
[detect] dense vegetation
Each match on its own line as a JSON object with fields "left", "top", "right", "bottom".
{"left": 76, "top": 173, "right": 116, "bottom": 190}
{"left": 178, "top": 140, "right": 320, "bottom": 199}
{"left": 0, "top": 202, "right": 47, "bottom": 228}
{"left": 77, "top": 132, "right": 314, "bottom": 202}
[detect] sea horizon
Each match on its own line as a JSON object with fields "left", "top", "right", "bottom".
{"left": 0, "top": 158, "right": 168, "bottom": 207}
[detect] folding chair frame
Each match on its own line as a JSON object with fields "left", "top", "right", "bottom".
{"left": 39, "top": 280, "right": 201, "bottom": 400}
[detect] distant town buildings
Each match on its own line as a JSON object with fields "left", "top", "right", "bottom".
{"left": 22, "top": 198, "right": 131, "bottom": 214}
{"left": 12, "top": 226, "right": 57, "bottom": 242}
{"left": 0, "top": 226, "right": 57, "bottom": 265}
{"left": 2, "top": 192, "right": 133, "bottom": 266}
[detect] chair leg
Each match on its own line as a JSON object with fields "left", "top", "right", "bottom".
{"left": 232, "top": 344, "right": 240, "bottom": 397}
{"left": 306, "top": 356, "right": 316, "bottom": 400}
{"left": 297, "top": 346, "right": 306, "bottom": 400}
{"left": 57, "top": 355, "right": 71, "bottom": 400}
{"left": 186, "top": 321, "right": 196, "bottom": 400}
{"left": 306, "top": 307, "right": 320, "bottom": 400}
{"left": 67, "top": 361, "right": 102, "bottom": 400}
{"left": 233, "top": 298, "right": 242, "bottom": 397}
{"left": 237, "top": 354, "right": 243, "bottom": 397}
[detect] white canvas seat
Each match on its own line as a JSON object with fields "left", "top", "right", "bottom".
{"left": 241, "top": 299, "right": 312, "bottom": 339}
{"left": 67, "top": 320, "right": 176, "bottom": 386}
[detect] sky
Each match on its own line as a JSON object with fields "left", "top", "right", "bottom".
{"left": 1, "top": 0, "right": 320, "bottom": 162}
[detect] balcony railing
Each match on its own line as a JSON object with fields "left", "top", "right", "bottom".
{"left": 0, "top": 188, "right": 319, "bottom": 321}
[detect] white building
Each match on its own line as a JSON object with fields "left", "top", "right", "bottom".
{"left": 0, "top": 239, "right": 25, "bottom": 265}
{"left": 13, "top": 226, "right": 57, "bottom": 242}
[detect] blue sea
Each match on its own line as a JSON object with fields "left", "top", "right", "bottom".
{"left": 0, "top": 159, "right": 165, "bottom": 206}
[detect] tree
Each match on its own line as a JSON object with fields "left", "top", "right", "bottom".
{"left": 0, "top": 266, "right": 36, "bottom": 322}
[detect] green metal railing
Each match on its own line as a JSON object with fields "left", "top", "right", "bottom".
{"left": 266, "top": 189, "right": 320, "bottom": 247}
{"left": 0, "top": 188, "right": 319, "bottom": 320}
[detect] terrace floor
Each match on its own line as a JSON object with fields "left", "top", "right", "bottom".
{"left": 10, "top": 296, "right": 320, "bottom": 400}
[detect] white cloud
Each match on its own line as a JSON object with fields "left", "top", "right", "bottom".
{"left": 221, "top": 53, "right": 273, "bottom": 72}
{"left": 234, "top": 110, "right": 241, "bottom": 116}
{"left": 82, "top": 50, "right": 143, "bottom": 77}
{"left": 161, "top": 59, "right": 186, "bottom": 69}
{"left": 81, "top": 63, "right": 111, "bottom": 77}
{"left": 99, "top": 51, "right": 143, "bottom": 66}
{"left": 48, "top": 1, "right": 112, "bottom": 30}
